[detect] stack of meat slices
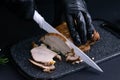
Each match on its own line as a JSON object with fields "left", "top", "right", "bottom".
{"left": 30, "top": 33, "right": 82, "bottom": 72}
{"left": 29, "top": 42, "right": 62, "bottom": 72}
{"left": 40, "top": 33, "right": 82, "bottom": 64}
{"left": 29, "top": 22, "right": 100, "bottom": 73}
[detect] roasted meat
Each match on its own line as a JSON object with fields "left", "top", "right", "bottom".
{"left": 29, "top": 22, "right": 100, "bottom": 72}
{"left": 56, "top": 22, "right": 100, "bottom": 52}
{"left": 40, "top": 33, "right": 81, "bottom": 63}
{"left": 29, "top": 59, "right": 55, "bottom": 72}
{"left": 30, "top": 42, "right": 61, "bottom": 72}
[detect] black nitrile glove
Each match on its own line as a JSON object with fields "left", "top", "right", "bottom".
{"left": 62, "top": 0, "right": 95, "bottom": 46}
{"left": 5, "top": 0, "right": 35, "bottom": 19}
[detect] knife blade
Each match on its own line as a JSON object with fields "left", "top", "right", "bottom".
{"left": 33, "top": 10, "right": 103, "bottom": 72}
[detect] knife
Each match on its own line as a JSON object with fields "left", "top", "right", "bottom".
{"left": 33, "top": 10, "right": 103, "bottom": 72}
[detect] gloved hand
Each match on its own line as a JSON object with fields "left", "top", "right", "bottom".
{"left": 62, "top": 0, "right": 95, "bottom": 46}
{"left": 5, "top": 0, "right": 35, "bottom": 19}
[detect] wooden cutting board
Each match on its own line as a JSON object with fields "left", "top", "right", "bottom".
{"left": 10, "top": 21, "right": 120, "bottom": 80}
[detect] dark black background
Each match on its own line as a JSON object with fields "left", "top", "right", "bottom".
{"left": 0, "top": 0, "right": 120, "bottom": 80}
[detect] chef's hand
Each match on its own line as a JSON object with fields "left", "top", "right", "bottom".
{"left": 5, "top": 0, "right": 35, "bottom": 19}
{"left": 63, "top": 0, "right": 95, "bottom": 46}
